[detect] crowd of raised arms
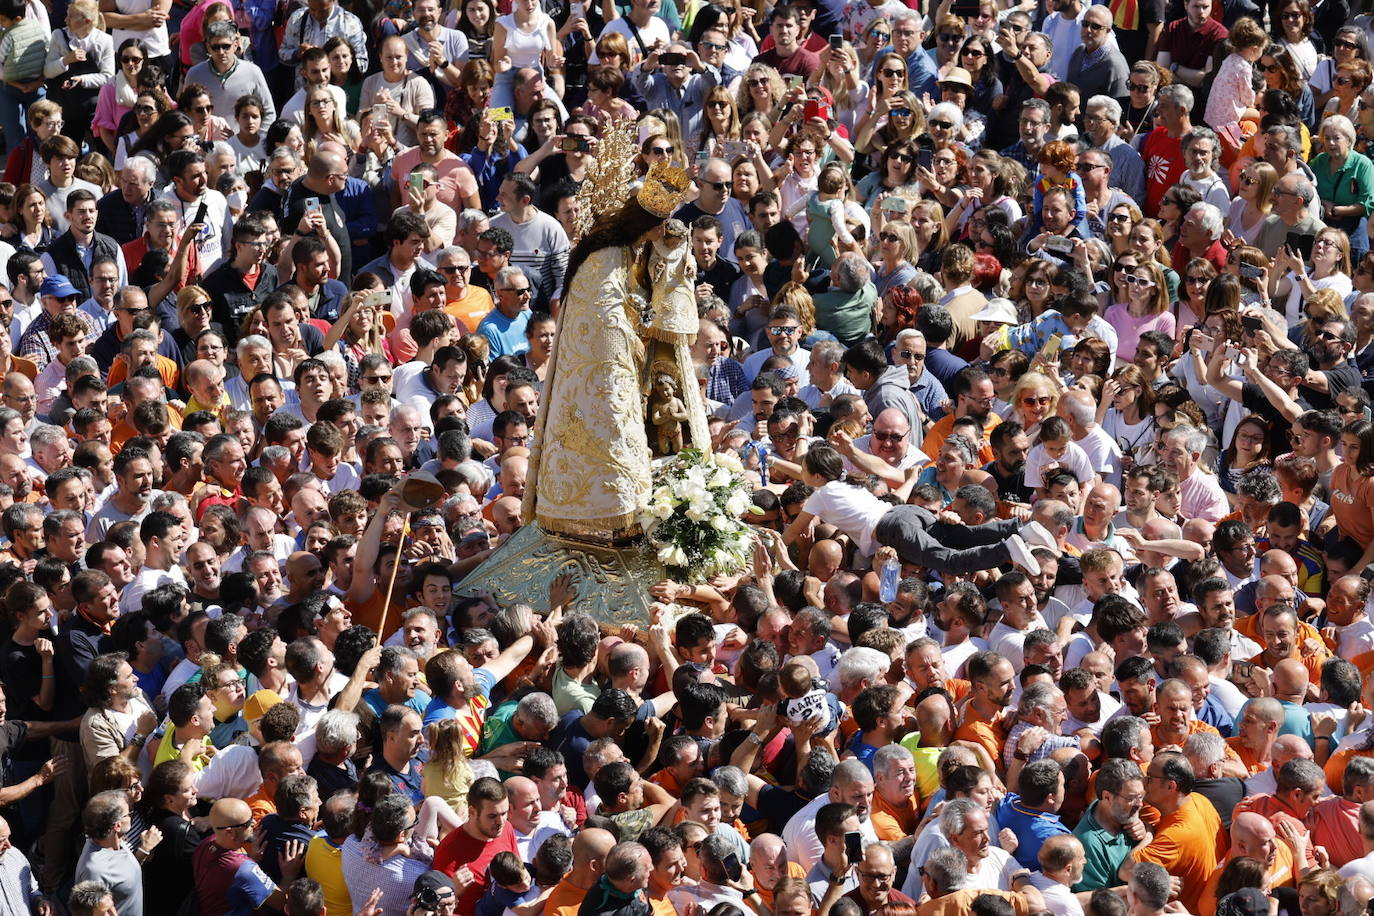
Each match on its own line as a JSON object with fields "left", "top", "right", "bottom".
{"left": 11, "top": 0, "right": 1374, "bottom": 914}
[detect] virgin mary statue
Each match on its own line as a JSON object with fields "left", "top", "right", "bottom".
{"left": 523, "top": 160, "right": 712, "bottom": 543}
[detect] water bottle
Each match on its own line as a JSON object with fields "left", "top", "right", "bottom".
{"left": 879, "top": 555, "right": 900, "bottom": 603}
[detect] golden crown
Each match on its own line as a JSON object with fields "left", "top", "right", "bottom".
{"left": 637, "top": 160, "right": 692, "bottom": 218}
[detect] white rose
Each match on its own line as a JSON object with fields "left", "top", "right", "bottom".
{"left": 670, "top": 546, "right": 689, "bottom": 567}
{"left": 725, "top": 493, "right": 750, "bottom": 516}
{"left": 712, "top": 451, "right": 744, "bottom": 473}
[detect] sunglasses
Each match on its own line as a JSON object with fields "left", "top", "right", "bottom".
{"left": 1256, "top": 62, "right": 1280, "bottom": 73}
{"left": 1239, "top": 173, "right": 1257, "bottom": 185}
{"left": 698, "top": 179, "right": 730, "bottom": 191}
{"left": 1123, "top": 274, "right": 1155, "bottom": 286}
{"left": 938, "top": 32, "right": 962, "bottom": 42}
{"left": 210, "top": 42, "right": 234, "bottom": 50}
{"left": 929, "top": 119, "right": 952, "bottom": 129}
{"left": 747, "top": 77, "right": 771, "bottom": 87}
{"left": 873, "top": 431, "right": 907, "bottom": 442}
{"left": 1185, "top": 274, "right": 1211, "bottom": 284}
{"left": 879, "top": 232, "right": 901, "bottom": 242}
{"left": 1336, "top": 38, "right": 1360, "bottom": 50}
{"left": 1108, "top": 212, "right": 1132, "bottom": 223}
{"left": 707, "top": 99, "right": 730, "bottom": 108}
{"left": 1337, "top": 75, "right": 1355, "bottom": 86}
{"left": 700, "top": 40, "right": 727, "bottom": 51}
{"left": 767, "top": 326, "right": 800, "bottom": 336}
{"left": 1022, "top": 395, "right": 1053, "bottom": 406}
{"left": 649, "top": 146, "right": 673, "bottom": 155}
{"left": 120, "top": 55, "right": 144, "bottom": 64}
{"left": 1082, "top": 20, "right": 1107, "bottom": 30}
{"left": 1128, "top": 81, "right": 1151, "bottom": 91}
{"left": 880, "top": 68, "right": 905, "bottom": 77}
{"left": 891, "top": 152, "right": 913, "bottom": 163}
{"left": 898, "top": 350, "right": 925, "bottom": 360}
{"left": 891, "top": 107, "right": 914, "bottom": 118}
{"left": 961, "top": 47, "right": 986, "bottom": 56}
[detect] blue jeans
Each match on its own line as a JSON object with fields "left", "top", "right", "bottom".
{"left": 0, "top": 83, "right": 42, "bottom": 152}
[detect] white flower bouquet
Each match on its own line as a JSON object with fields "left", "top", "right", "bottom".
{"left": 640, "top": 448, "right": 759, "bottom": 584}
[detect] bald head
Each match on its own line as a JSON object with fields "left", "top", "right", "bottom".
{"left": 505, "top": 775, "right": 538, "bottom": 800}
{"left": 1272, "top": 658, "right": 1309, "bottom": 700}
{"left": 1231, "top": 812, "right": 1277, "bottom": 866}
{"left": 1140, "top": 518, "right": 1182, "bottom": 541}
{"left": 1257, "top": 575, "right": 1297, "bottom": 606}
{"left": 808, "top": 539, "right": 844, "bottom": 578}
{"left": 572, "top": 827, "right": 617, "bottom": 872}
{"left": 308, "top": 149, "right": 346, "bottom": 180}
{"left": 1272, "top": 733, "right": 1314, "bottom": 768}
{"left": 1260, "top": 550, "right": 1298, "bottom": 580}
{"left": 751, "top": 833, "right": 786, "bottom": 860}
{"left": 209, "top": 797, "right": 253, "bottom": 840}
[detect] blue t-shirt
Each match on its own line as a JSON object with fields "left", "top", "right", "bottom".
{"left": 228, "top": 859, "right": 276, "bottom": 916}
{"left": 422, "top": 665, "right": 497, "bottom": 726}
{"left": 996, "top": 793, "right": 1071, "bottom": 869}
{"left": 477, "top": 308, "right": 532, "bottom": 358}
{"left": 362, "top": 686, "right": 432, "bottom": 718}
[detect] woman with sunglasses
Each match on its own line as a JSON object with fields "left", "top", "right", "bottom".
{"left": 1005, "top": 371, "right": 1059, "bottom": 440}
{"left": 872, "top": 221, "right": 918, "bottom": 296}
{"left": 1120, "top": 62, "right": 1160, "bottom": 144}
{"left": 1173, "top": 257, "right": 1216, "bottom": 328}
{"left": 1098, "top": 364, "right": 1156, "bottom": 470}
{"left": 853, "top": 53, "right": 912, "bottom": 152}
{"left": 811, "top": 42, "right": 866, "bottom": 135}
{"left": 1271, "top": 227, "right": 1354, "bottom": 323}
{"left": 1276, "top": 0, "right": 1319, "bottom": 82}
{"left": 1104, "top": 251, "right": 1141, "bottom": 317}
{"left": 955, "top": 35, "right": 1001, "bottom": 118}
{"left": 987, "top": 348, "right": 1030, "bottom": 409}
{"left": 1254, "top": 49, "right": 1315, "bottom": 136}
{"left": 1314, "top": 27, "right": 1372, "bottom": 109}
{"left": 172, "top": 286, "right": 218, "bottom": 365}
{"left": 1156, "top": 184, "right": 1201, "bottom": 254}
{"left": 737, "top": 63, "right": 785, "bottom": 122}
{"left": 1100, "top": 202, "right": 1141, "bottom": 256}
{"left": 1323, "top": 60, "right": 1373, "bottom": 125}
{"left": 1227, "top": 159, "right": 1278, "bottom": 246}
{"left": 1107, "top": 261, "right": 1174, "bottom": 363}
{"left": 1010, "top": 259, "right": 1055, "bottom": 321}
{"left": 856, "top": 141, "right": 918, "bottom": 213}
{"left": 92, "top": 38, "right": 151, "bottom": 157}
{"left": 694, "top": 86, "right": 742, "bottom": 159}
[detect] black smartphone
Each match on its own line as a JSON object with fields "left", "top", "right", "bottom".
{"left": 723, "top": 852, "right": 744, "bottom": 882}
{"left": 659, "top": 51, "right": 686, "bottom": 66}
{"left": 829, "top": 34, "right": 843, "bottom": 49}
{"left": 952, "top": 0, "right": 979, "bottom": 17}
{"left": 917, "top": 147, "right": 933, "bottom": 171}
{"left": 192, "top": 201, "right": 208, "bottom": 224}
{"left": 1286, "top": 231, "right": 1315, "bottom": 261}
{"left": 1238, "top": 260, "right": 1263, "bottom": 280}
{"left": 844, "top": 831, "right": 862, "bottom": 865}
{"left": 1241, "top": 315, "right": 1263, "bottom": 333}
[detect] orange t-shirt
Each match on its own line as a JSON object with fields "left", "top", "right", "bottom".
{"left": 1151, "top": 718, "right": 1220, "bottom": 751}
{"left": 922, "top": 412, "right": 1001, "bottom": 465}
{"left": 1132, "top": 793, "right": 1225, "bottom": 914}
{"left": 954, "top": 704, "right": 1007, "bottom": 772}
{"left": 1196, "top": 843, "right": 1296, "bottom": 916}
{"left": 1225, "top": 737, "right": 1270, "bottom": 777}
{"left": 871, "top": 788, "right": 920, "bottom": 841}
{"left": 445, "top": 286, "right": 494, "bottom": 333}
{"left": 1234, "top": 795, "right": 1317, "bottom": 869}
{"left": 1325, "top": 748, "right": 1374, "bottom": 794}
{"left": 546, "top": 878, "right": 592, "bottom": 916}
{"left": 757, "top": 863, "right": 809, "bottom": 911}
{"left": 1234, "top": 613, "right": 1323, "bottom": 649}
{"left": 247, "top": 788, "right": 276, "bottom": 824}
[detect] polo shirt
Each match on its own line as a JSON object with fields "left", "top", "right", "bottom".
{"left": 369, "top": 756, "right": 424, "bottom": 806}
{"left": 1072, "top": 800, "right": 1135, "bottom": 892}
{"left": 997, "top": 794, "right": 1072, "bottom": 870}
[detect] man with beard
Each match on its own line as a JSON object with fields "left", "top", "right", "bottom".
{"left": 421, "top": 626, "right": 547, "bottom": 756}
{"left": 1073, "top": 759, "right": 1146, "bottom": 891}
{"left": 1292, "top": 318, "right": 1360, "bottom": 411}
{"left": 832, "top": 407, "right": 924, "bottom": 489}
{"left": 85, "top": 447, "right": 158, "bottom": 543}
{"left": 954, "top": 651, "right": 1017, "bottom": 770}
{"left": 984, "top": 421, "right": 1034, "bottom": 505}
{"left": 194, "top": 797, "right": 301, "bottom": 913}
{"left": 193, "top": 434, "right": 248, "bottom": 523}
{"left": 923, "top": 367, "right": 1000, "bottom": 464}
{"left": 782, "top": 759, "right": 878, "bottom": 872}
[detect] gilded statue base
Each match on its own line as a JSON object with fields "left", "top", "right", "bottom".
{"left": 454, "top": 522, "right": 664, "bottom": 627}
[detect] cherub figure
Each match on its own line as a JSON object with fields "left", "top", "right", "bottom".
{"left": 648, "top": 371, "right": 689, "bottom": 455}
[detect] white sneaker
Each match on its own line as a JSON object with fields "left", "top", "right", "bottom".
{"left": 1006, "top": 534, "right": 1041, "bottom": 575}
{"left": 1018, "top": 520, "right": 1057, "bottom": 552}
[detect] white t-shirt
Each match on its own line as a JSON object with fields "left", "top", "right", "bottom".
{"left": 1028, "top": 873, "right": 1084, "bottom": 916}
{"left": 1024, "top": 440, "right": 1097, "bottom": 489}
{"left": 802, "top": 479, "right": 891, "bottom": 556}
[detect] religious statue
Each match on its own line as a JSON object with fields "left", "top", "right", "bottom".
{"left": 523, "top": 150, "right": 711, "bottom": 544}
{"left": 647, "top": 363, "right": 689, "bottom": 456}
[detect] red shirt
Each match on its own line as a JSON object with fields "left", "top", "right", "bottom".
{"left": 1141, "top": 127, "right": 1186, "bottom": 217}
{"left": 433, "top": 821, "right": 519, "bottom": 911}
{"left": 1155, "top": 17, "right": 1228, "bottom": 70}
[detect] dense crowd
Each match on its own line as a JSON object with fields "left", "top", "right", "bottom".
{"left": 2, "top": 0, "right": 1374, "bottom": 915}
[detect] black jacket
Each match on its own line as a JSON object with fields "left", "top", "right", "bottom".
{"left": 45, "top": 230, "right": 122, "bottom": 300}
{"left": 95, "top": 187, "right": 150, "bottom": 245}
{"left": 204, "top": 261, "right": 280, "bottom": 342}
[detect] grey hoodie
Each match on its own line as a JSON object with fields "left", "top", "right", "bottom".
{"left": 863, "top": 364, "right": 925, "bottom": 450}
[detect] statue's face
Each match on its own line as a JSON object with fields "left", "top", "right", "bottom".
{"left": 655, "top": 376, "right": 674, "bottom": 398}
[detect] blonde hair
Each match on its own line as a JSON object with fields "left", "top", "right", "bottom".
{"left": 774, "top": 282, "right": 816, "bottom": 334}
{"left": 67, "top": 0, "right": 104, "bottom": 29}
{"left": 1008, "top": 371, "right": 1060, "bottom": 419}
{"left": 1133, "top": 261, "right": 1170, "bottom": 315}
{"left": 427, "top": 718, "right": 477, "bottom": 798}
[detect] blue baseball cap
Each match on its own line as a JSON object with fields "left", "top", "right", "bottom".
{"left": 40, "top": 275, "right": 80, "bottom": 299}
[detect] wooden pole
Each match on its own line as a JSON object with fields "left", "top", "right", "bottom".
{"left": 377, "top": 510, "right": 411, "bottom": 640}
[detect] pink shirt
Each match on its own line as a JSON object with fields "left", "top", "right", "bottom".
{"left": 1103, "top": 304, "right": 1178, "bottom": 362}
{"left": 390, "top": 148, "right": 478, "bottom": 213}
{"left": 1181, "top": 466, "right": 1230, "bottom": 523}
{"left": 92, "top": 83, "right": 130, "bottom": 133}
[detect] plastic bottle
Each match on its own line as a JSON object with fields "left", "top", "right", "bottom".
{"left": 879, "top": 555, "right": 900, "bottom": 603}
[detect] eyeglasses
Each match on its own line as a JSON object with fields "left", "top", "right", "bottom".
{"left": 899, "top": 350, "right": 925, "bottom": 360}
{"left": 700, "top": 40, "right": 727, "bottom": 51}
{"left": 1282, "top": 10, "right": 1303, "bottom": 18}
{"left": 698, "top": 179, "right": 731, "bottom": 192}
{"left": 707, "top": 99, "right": 730, "bottom": 109}
{"left": 1108, "top": 212, "right": 1132, "bottom": 223}
{"left": 1077, "top": 162, "right": 1105, "bottom": 172}
{"left": 363, "top": 374, "right": 392, "bottom": 383}
{"left": 648, "top": 145, "right": 673, "bottom": 156}
{"left": 1336, "top": 38, "right": 1360, "bottom": 50}
{"left": 1257, "top": 62, "right": 1280, "bottom": 73}
{"left": 890, "top": 152, "right": 913, "bottom": 164}
{"left": 929, "top": 119, "right": 952, "bottom": 130}
{"left": 859, "top": 871, "right": 896, "bottom": 882}
{"left": 439, "top": 265, "right": 471, "bottom": 273}
{"left": 186, "top": 302, "right": 212, "bottom": 313}
{"left": 1123, "top": 275, "right": 1155, "bottom": 287}
{"left": 961, "top": 47, "right": 985, "bottom": 57}
{"left": 938, "top": 32, "right": 962, "bottom": 42}
{"left": 747, "top": 77, "right": 771, "bottom": 87}
{"left": 133, "top": 104, "right": 155, "bottom": 114}
{"left": 873, "top": 431, "right": 907, "bottom": 442}
{"left": 1185, "top": 275, "right": 1211, "bottom": 284}
{"left": 220, "top": 818, "right": 254, "bottom": 831}
{"left": 768, "top": 326, "right": 800, "bottom": 336}
{"left": 791, "top": 147, "right": 817, "bottom": 156}
{"left": 1022, "top": 395, "right": 1053, "bottom": 406}
{"left": 880, "top": 68, "right": 905, "bottom": 77}
{"left": 890, "top": 107, "right": 914, "bottom": 118}
{"left": 1317, "top": 329, "right": 1345, "bottom": 341}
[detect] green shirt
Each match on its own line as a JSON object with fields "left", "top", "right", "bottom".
{"left": 552, "top": 667, "right": 601, "bottom": 717}
{"left": 477, "top": 700, "right": 520, "bottom": 778}
{"left": 1072, "top": 800, "right": 1136, "bottom": 892}
{"left": 814, "top": 283, "right": 879, "bottom": 348}
{"left": 1312, "top": 149, "right": 1374, "bottom": 218}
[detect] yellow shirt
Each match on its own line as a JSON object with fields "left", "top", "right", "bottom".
{"left": 305, "top": 835, "right": 352, "bottom": 916}
{"left": 152, "top": 730, "right": 211, "bottom": 770}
